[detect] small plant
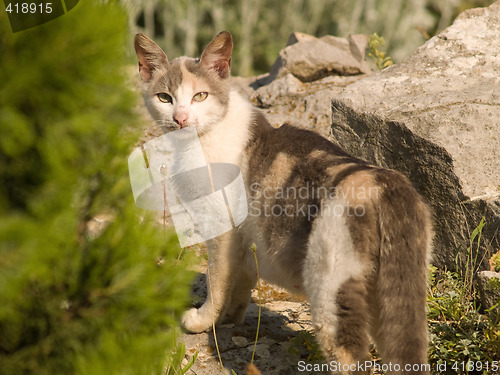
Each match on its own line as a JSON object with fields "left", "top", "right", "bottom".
{"left": 250, "top": 243, "right": 262, "bottom": 366}
{"left": 368, "top": 33, "right": 394, "bottom": 70}
{"left": 164, "top": 343, "right": 198, "bottom": 375}
{"left": 454, "top": 217, "right": 486, "bottom": 299}
{"left": 489, "top": 250, "right": 500, "bottom": 272}
{"left": 288, "top": 330, "right": 325, "bottom": 362}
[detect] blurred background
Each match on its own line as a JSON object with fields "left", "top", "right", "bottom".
{"left": 122, "top": 0, "right": 495, "bottom": 76}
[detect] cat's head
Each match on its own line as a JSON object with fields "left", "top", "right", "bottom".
{"left": 134, "top": 31, "right": 233, "bottom": 134}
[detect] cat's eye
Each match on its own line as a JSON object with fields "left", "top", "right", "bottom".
{"left": 193, "top": 92, "right": 208, "bottom": 102}
{"left": 157, "top": 93, "right": 173, "bottom": 104}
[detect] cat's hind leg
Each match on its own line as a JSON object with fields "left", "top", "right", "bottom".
{"left": 304, "top": 200, "right": 372, "bottom": 375}
{"left": 219, "top": 259, "right": 257, "bottom": 324}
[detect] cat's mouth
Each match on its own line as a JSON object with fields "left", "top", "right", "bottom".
{"left": 154, "top": 120, "right": 184, "bottom": 133}
{"left": 155, "top": 119, "right": 202, "bottom": 134}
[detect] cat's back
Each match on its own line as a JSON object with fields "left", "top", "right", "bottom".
{"left": 245, "top": 112, "right": 374, "bottom": 189}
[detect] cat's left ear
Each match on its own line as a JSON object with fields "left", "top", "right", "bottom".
{"left": 199, "top": 31, "right": 232, "bottom": 79}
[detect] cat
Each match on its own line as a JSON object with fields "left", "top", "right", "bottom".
{"left": 134, "top": 31, "right": 433, "bottom": 375}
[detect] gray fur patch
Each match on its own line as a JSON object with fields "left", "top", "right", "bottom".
{"left": 150, "top": 58, "right": 185, "bottom": 95}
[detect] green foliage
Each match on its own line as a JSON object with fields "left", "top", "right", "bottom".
{"left": 428, "top": 268, "right": 500, "bottom": 372}
{"left": 427, "top": 219, "right": 500, "bottom": 374}
{"left": 368, "top": 33, "right": 394, "bottom": 70}
{"left": 427, "top": 218, "right": 500, "bottom": 372}
{"left": 0, "top": 2, "right": 192, "bottom": 375}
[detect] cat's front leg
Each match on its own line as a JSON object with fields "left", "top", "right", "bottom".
{"left": 181, "top": 303, "right": 218, "bottom": 333}
{"left": 182, "top": 232, "right": 236, "bottom": 333}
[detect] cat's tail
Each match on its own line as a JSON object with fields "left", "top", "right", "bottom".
{"left": 373, "top": 169, "right": 433, "bottom": 375}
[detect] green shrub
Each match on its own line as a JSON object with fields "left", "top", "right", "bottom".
{"left": 0, "top": 2, "right": 192, "bottom": 375}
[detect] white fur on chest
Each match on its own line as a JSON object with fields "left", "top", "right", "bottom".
{"left": 199, "top": 90, "right": 252, "bottom": 167}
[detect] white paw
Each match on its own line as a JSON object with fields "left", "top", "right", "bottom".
{"left": 181, "top": 308, "right": 213, "bottom": 333}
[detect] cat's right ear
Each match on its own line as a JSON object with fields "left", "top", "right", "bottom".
{"left": 134, "top": 34, "right": 169, "bottom": 82}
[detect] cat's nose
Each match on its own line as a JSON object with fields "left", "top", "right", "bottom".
{"left": 174, "top": 112, "right": 189, "bottom": 127}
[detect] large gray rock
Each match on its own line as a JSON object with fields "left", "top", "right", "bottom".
{"left": 330, "top": 2, "right": 500, "bottom": 270}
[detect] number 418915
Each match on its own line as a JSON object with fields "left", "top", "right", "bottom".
{"left": 452, "top": 361, "right": 499, "bottom": 372}
{"left": 5, "top": 3, "right": 53, "bottom": 14}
